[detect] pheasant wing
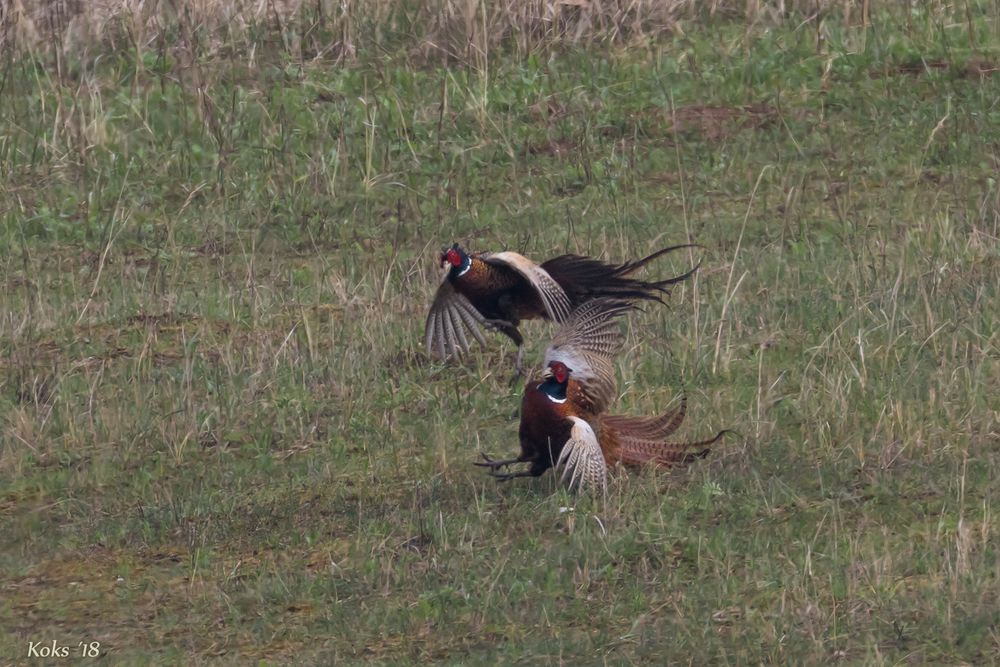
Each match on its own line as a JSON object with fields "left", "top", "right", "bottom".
{"left": 543, "top": 298, "right": 634, "bottom": 413}
{"left": 424, "top": 277, "right": 488, "bottom": 360}
{"left": 484, "top": 251, "right": 573, "bottom": 323}
{"left": 556, "top": 416, "right": 608, "bottom": 495}
{"left": 546, "top": 298, "right": 633, "bottom": 359}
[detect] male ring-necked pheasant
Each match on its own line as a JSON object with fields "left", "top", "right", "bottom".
{"left": 475, "top": 298, "right": 728, "bottom": 494}
{"left": 424, "top": 243, "right": 699, "bottom": 378}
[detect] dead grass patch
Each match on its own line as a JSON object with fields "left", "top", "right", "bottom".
{"left": 873, "top": 58, "right": 999, "bottom": 79}
{"left": 5, "top": 0, "right": 900, "bottom": 66}
{"left": 665, "top": 104, "right": 778, "bottom": 141}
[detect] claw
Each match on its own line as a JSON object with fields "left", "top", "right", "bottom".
{"left": 487, "top": 469, "right": 538, "bottom": 482}
{"left": 473, "top": 453, "right": 520, "bottom": 469}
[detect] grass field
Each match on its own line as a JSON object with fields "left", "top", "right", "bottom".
{"left": 2, "top": 1, "right": 999, "bottom": 663}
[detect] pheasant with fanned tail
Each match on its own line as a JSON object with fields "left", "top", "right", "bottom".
{"left": 475, "top": 298, "right": 729, "bottom": 495}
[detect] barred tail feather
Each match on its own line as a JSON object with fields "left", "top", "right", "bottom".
{"left": 601, "top": 416, "right": 729, "bottom": 469}
{"left": 617, "top": 431, "right": 725, "bottom": 467}
{"left": 601, "top": 395, "right": 687, "bottom": 440}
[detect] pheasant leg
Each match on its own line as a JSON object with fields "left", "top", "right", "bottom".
{"left": 510, "top": 345, "right": 526, "bottom": 386}
{"left": 483, "top": 318, "right": 517, "bottom": 332}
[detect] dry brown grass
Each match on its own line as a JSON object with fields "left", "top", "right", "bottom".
{"left": 3, "top": 0, "right": 883, "bottom": 64}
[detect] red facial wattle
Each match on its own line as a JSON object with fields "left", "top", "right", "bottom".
{"left": 445, "top": 248, "right": 462, "bottom": 267}
{"left": 551, "top": 362, "right": 569, "bottom": 384}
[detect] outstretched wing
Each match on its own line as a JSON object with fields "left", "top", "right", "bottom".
{"left": 484, "top": 251, "right": 573, "bottom": 323}
{"left": 543, "top": 298, "right": 634, "bottom": 413}
{"left": 556, "top": 416, "right": 608, "bottom": 495}
{"left": 546, "top": 298, "right": 633, "bottom": 360}
{"left": 424, "top": 277, "right": 488, "bottom": 360}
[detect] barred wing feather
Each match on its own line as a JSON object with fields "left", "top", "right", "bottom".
{"left": 424, "top": 278, "right": 488, "bottom": 359}
{"left": 546, "top": 298, "right": 634, "bottom": 360}
{"left": 543, "top": 298, "right": 634, "bottom": 413}
{"left": 556, "top": 416, "right": 608, "bottom": 495}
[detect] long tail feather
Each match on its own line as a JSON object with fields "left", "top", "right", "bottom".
{"left": 541, "top": 244, "right": 702, "bottom": 304}
{"left": 600, "top": 410, "right": 729, "bottom": 468}
{"left": 601, "top": 395, "right": 687, "bottom": 440}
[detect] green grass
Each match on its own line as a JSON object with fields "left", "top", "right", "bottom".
{"left": 2, "top": 4, "right": 1000, "bottom": 664}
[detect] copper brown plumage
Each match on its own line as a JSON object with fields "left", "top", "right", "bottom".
{"left": 475, "top": 298, "right": 728, "bottom": 494}
{"left": 425, "top": 243, "right": 700, "bottom": 378}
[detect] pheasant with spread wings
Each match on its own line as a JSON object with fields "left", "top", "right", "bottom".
{"left": 475, "top": 298, "right": 728, "bottom": 494}
{"left": 424, "top": 243, "right": 699, "bottom": 377}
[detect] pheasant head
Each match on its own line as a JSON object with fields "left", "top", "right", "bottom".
{"left": 439, "top": 242, "right": 465, "bottom": 267}
{"left": 549, "top": 360, "right": 570, "bottom": 384}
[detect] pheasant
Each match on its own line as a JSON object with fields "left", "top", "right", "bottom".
{"left": 424, "top": 243, "right": 699, "bottom": 378}
{"left": 475, "top": 298, "right": 728, "bottom": 494}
